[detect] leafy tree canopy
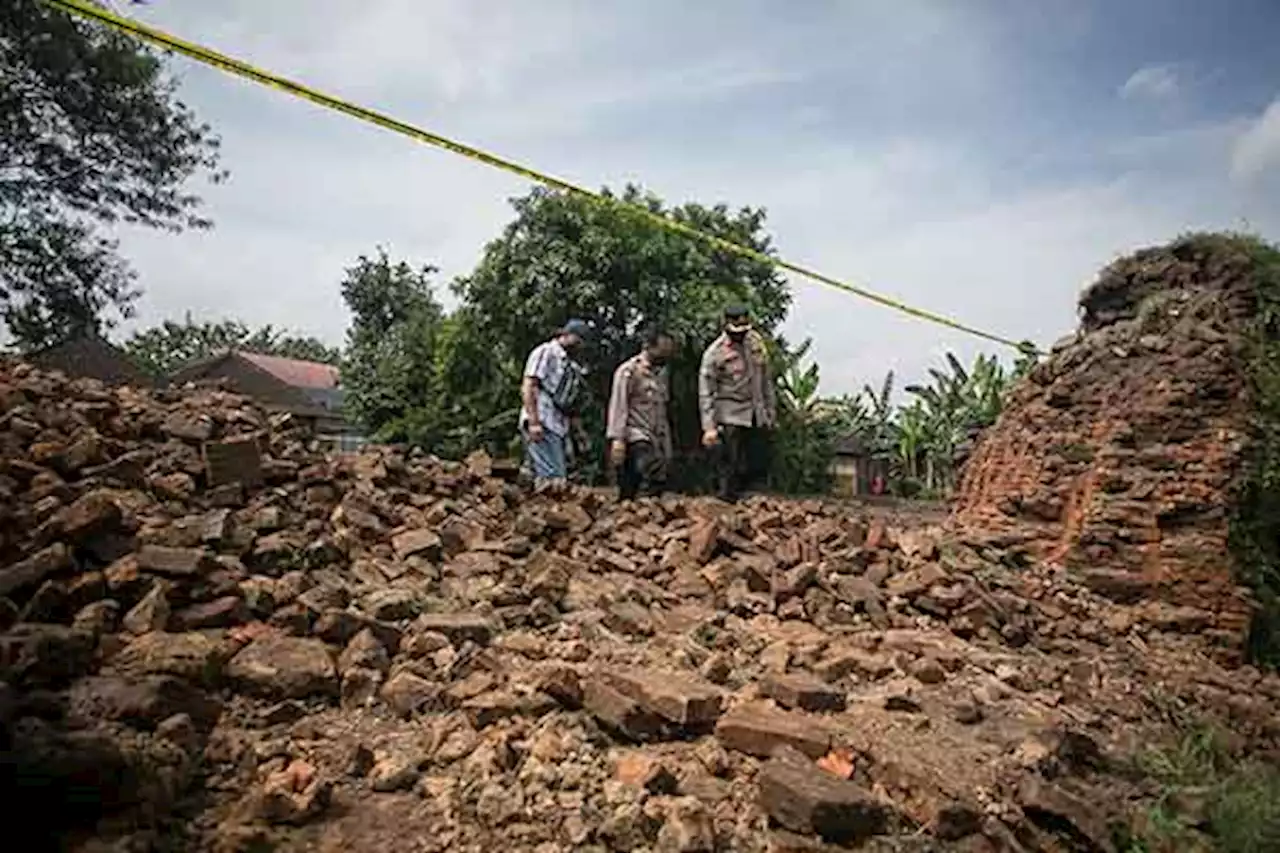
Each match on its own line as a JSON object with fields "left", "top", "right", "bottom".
{"left": 123, "top": 315, "right": 340, "bottom": 377}
{"left": 1, "top": 1, "right": 224, "bottom": 349}
{"left": 338, "top": 248, "right": 448, "bottom": 445}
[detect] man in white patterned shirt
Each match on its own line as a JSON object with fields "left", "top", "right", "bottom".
{"left": 519, "top": 319, "right": 590, "bottom": 483}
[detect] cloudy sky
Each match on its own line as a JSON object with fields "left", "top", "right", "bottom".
{"left": 111, "top": 0, "right": 1280, "bottom": 394}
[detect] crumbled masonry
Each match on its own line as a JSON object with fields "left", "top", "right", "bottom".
{"left": 3, "top": 239, "right": 1280, "bottom": 852}
{"left": 953, "top": 234, "right": 1277, "bottom": 665}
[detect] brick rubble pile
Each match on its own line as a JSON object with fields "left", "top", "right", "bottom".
{"left": 0, "top": 355, "right": 1277, "bottom": 852}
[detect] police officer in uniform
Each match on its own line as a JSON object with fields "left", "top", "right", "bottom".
{"left": 606, "top": 327, "right": 676, "bottom": 500}
{"left": 698, "top": 305, "right": 777, "bottom": 502}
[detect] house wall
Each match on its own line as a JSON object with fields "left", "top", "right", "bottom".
{"left": 830, "top": 456, "right": 891, "bottom": 496}
{"left": 830, "top": 458, "right": 860, "bottom": 496}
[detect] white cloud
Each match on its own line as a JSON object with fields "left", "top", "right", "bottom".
{"left": 1230, "top": 97, "right": 1280, "bottom": 182}
{"left": 93, "top": 0, "right": 1280, "bottom": 400}
{"left": 1119, "top": 64, "right": 1182, "bottom": 101}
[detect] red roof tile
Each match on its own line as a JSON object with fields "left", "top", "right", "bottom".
{"left": 238, "top": 351, "right": 339, "bottom": 389}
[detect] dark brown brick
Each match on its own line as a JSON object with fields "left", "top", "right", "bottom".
{"left": 202, "top": 435, "right": 263, "bottom": 487}
{"left": 761, "top": 673, "right": 846, "bottom": 712}
{"left": 411, "top": 612, "right": 492, "bottom": 647}
{"left": 136, "top": 545, "right": 216, "bottom": 578}
{"left": 759, "top": 751, "right": 890, "bottom": 843}
{"left": 583, "top": 677, "right": 666, "bottom": 742}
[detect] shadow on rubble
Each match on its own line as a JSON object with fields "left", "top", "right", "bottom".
{"left": 1, "top": 689, "right": 130, "bottom": 851}
{"left": 0, "top": 675, "right": 216, "bottom": 853}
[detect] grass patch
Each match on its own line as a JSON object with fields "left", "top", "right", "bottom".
{"left": 1123, "top": 723, "right": 1280, "bottom": 852}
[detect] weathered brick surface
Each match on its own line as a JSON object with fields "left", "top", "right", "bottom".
{"left": 202, "top": 435, "right": 263, "bottom": 487}
{"left": 607, "top": 667, "right": 725, "bottom": 727}
{"left": 761, "top": 673, "right": 845, "bottom": 713}
{"left": 952, "top": 237, "right": 1261, "bottom": 656}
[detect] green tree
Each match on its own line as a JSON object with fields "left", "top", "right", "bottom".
{"left": 339, "top": 248, "right": 448, "bottom": 446}
{"left": 819, "top": 347, "right": 1036, "bottom": 499}
{"left": 429, "top": 306, "right": 525, "bottom": 458}
{"left": 123, "top": 315, "right": 340, "bottom": 377}
{"left": 767, "top": 338, "right": 848, "bottom": 494}
{"left": 449, "top": 183, "right": 792, "bottom": 487}
{"left": 862, "top": 370, "right": 898, "bottom": 461}
{"left": 1, "top": 1, "right": 224, "bottom": 349}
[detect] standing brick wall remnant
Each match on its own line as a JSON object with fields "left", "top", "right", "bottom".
{"left": 952, "top": 235, "right": 1265, "bottom": 658}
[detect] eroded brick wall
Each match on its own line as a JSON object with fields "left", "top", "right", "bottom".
{"left": 952, "top": 239, "right": 1262, "bottom": 655}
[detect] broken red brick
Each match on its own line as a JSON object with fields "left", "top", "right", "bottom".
{"left": 582, "top": 677, "right": 666, "bottom": 742}
{"left": 714, "top": 703, "right": 832, "bottom": 760}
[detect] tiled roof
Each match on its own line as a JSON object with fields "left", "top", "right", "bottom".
{"left": 238, "top": 351, "right": 339, "bottom": 389}
{"left": 28, "top": 332, "right": 157, "bottom": 387}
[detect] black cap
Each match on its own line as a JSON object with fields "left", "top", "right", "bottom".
{"left": 723, "top": 304, "right": 751, "bottom": 332}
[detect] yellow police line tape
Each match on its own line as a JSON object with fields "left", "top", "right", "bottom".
{"left": 46, "top": 0, "right": 1038, "bottom": 355}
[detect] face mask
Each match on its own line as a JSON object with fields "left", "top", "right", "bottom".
{"left": 727, "top": 329, "right": 747, "bottom": 343}
{"left": 648, "top": 353, "right": 668, "bottom": 368}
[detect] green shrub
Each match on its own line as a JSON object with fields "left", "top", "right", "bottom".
{"left": 1129, "top": 721, "right": 1280, "bottom": 853}
{"left": 1226, "top": 233, "right": 1280, "bottom": 666}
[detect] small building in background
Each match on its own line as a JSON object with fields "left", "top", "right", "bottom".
{"left": 25, "top": 331, "right": 156, "bottom": 387}
{"left": 169, "top": 350, "right": 363, "bottom": 448}
{"left": 830, "top": 434, "right": 889, "bottom": 497}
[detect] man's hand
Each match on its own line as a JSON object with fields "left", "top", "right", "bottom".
{"left": 701, "top": 428, "right": 719, "bottom": 448}
{"left": 609, "top": 440, "right": 627, "bottom": 467}
{"left": 527, "top": 422, "right": 545, "bottom": 443}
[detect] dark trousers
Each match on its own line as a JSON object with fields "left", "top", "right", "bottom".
{"left": 715, "top": 424, "right": 769, "bottom": 501}
{"left": 618, "top": 441, "right": 667, "bottom": 500}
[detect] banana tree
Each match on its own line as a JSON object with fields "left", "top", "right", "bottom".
{"left": 837, "top": 348, "right": 1031, "bottom": 498}
{"left": 861, "top": 370, "right": 898, "bottom": 460}
{"left": 776, "top": 338, "right": 823, "bottom": 418}
{"left": 894, "top": 403, "right": 929, "bottom": 494}
{"left": 766, "top": 337, "right": 844, "bottom": 494}
{"left": 904, "top": 353, "right": 967, "bottom": 491}
{"left": 967, "top": 353, "right": 1011, "bottom": 428}
{"left": 902, "top": 350, "right": 1026, "bottom": 492}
